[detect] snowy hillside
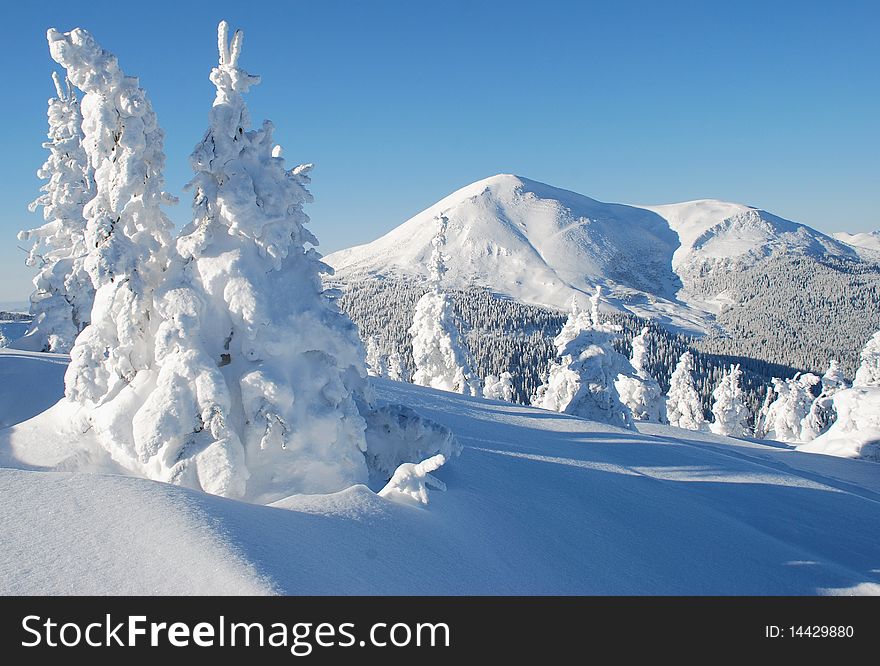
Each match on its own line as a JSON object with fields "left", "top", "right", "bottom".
{"left": 326, "top": 175, "right": 862, "bottom": 332}
{"left": 834, "top": 230, "right": 880, "bottom": 257}
{"left": 2, "top": 354, "right": 879, "bottom": 595}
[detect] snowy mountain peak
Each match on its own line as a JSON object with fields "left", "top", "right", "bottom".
{"left": 327, "top": 174, "right": 682, "bottom": 312}
{"left": 325, "top": 175, "right": 864, "bottom": 332}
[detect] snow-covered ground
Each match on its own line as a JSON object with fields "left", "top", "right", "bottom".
{"left": 0, "top": 349, "right": 67, "bottom": 428}
{"left": 1, "top": 354, "right": 878, "bottom": 595}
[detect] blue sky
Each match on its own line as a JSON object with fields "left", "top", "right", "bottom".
{"left": 2, "top": 0, "right": 878, "bottom": 303}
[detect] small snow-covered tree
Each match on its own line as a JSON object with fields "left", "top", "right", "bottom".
{"left": 854, "top": 332, "right": 880, "bottom": 387}
{"left": 128, "top": 22, "right": 374, "bottom": 500}
{"left": 484, "top": 371, "right": 515, "bottom": 402}
{"left": 753, "top": 386, "right": 775, "bottom": 438}
{"left": 365, "top": 335, "right": 388, "bottom": 377}
{"left": 409, "top": 215, "right": 481, "bottom": 396}
{"left": 665, "top": 351, "right": 705, "bottom": 430}
{"left": 761, "top": 373, "right": 820, "bottom": 443}
{"left": 386, "top": 350, "right": 409, "bottom": 382}
{"left": 709, "top": 364, "right": 750, "bottom": 438}
{"left": 17, "top": 72, "right": 94, "bottom": 353}
{"left": 798, "top": 335, "right": 880, "bottom": 460}
{"left": 48, "top": 27, "right": 174, "bottom": 405}
{"left": 615, "top": 326, "right": 666, "bottom": 422}
{"left": 532, "top": 288, "right": 635, "bottom": 429}
{"left": 802, "top": 360, "right": 848, "bottom": 440}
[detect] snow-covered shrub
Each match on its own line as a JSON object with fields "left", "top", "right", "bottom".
{"left": 532, "top": 288, "right": 635, "bottom": 429}
{"left": 378, "top": 454, "right": 448, "bottom": 506}
{"left": 409, "top": 216, "right": 481, "bottom": 395}
{"left": 483, "top": 371, "right": 515, "bottom": 402}
{"left": 18, "top": 72, "right": 94, "bottom": 353}
{"left": 802, "top": 360, "right": 848, "bottom": 440}
{"left": 760, "top": 373, "right": 820, "bottom": 443}
{"left": 798, "top": 334, "right": 880, "bottom": 460}
{"left": 709, "top": 364, "right": 751, "bottom": 438}
{"left": 665, "top": 351, "right": 705, "bottom": 430}
{"left": 362, "top": 403, "right": 460, "bottom": 480}
{"left": 615, "top": 326, "right": 666, "bottom": 422}
{"left": 48, "top": 27, "right": 175, "bottom": 404}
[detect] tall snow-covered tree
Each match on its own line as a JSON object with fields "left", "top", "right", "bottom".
{"left": 615, "top": 326, "right": 666, "bottom": 422}
{"left": 130, "top": 22, "right": 374, "bottom": 500}
{"left": 802, "top": 360, "right": 848, "bottom": 440}
{"left": 17, "top": 72, "right": 94, "bottom": 353}
{"left": 48, "top": 27, "right": 174, "bottom": 405}
{"left": 761, "top": 373, "right": 820, "bottom": 443}
{"left": 484, "top": 371, "right": 515, "bottom": 402}
{"left": 532, "top": 288, "right": 635, "bottom": 429}
{"left": 798, "top": 334, "right": 880, "bottom": 460}
{"left": 709, "top": 364, "right": 751, "bottom": 438}
{"left": 665, "top": 351, "right": 705, "bottom": 430}
{"left": 409, "top": 215, "right": 481, "bottom": 396}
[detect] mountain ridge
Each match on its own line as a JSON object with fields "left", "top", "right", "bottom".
{"left": 325, "top": 174, "right": 868, "bottom": 334}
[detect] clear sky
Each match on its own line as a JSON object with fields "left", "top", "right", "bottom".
{"left": 2, "top": 0, "right": 878, "bottom": 304}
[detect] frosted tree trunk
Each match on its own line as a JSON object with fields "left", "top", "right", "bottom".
{"left": 17, "top": 72, "right": 95, "bottom": 353}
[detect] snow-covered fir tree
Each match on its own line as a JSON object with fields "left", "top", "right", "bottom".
{"left": 615, "top": 325, "right": 666, "bottom": 422}
{"left": 760, "top": 373, "right": 820, "bottom": 443}
{"left": 484, "top": 371, "right": 515, "bottom": 402}
{"left": 709, "top": 364, "right": 751, "bottom": 438}
{"left": 129, "top": 22, "right": 375, "bottom": 500}
{"left": 17, "top": 72, "right": 94, "bottom": 353}
{"left": 48, "top": 27, "right": 174, "bottom": 407}
{"left": 665, "top": 351, "right": 705, "bottom": 430}
{"left": 798, "top": 333, "right": 880, "bottom": 460}
{"left": 531, "top": 288, "right": 635, "bottom": 429}
{"left": 409, "top": 215, "right": 481, "bottom": 396}
{"left": 753, "top": 386, "right": 775, "bottom": 439}
{"left": 802, "top": 360, "right": 848, "bottom": 440}
{"left": 853, "top": 332, "right": 880, "bottom": 387}
{"left": 386, "top": 350, "right": 409, "bottom": 382}
{"left": 365, "top": 334, "right": 388, "bottom": 377}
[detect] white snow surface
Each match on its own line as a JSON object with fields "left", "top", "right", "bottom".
{"left": 326, "top": 175, "right": 859, "bottom": 332}
{"left": 2, "top": 354, "right": 879, "bottom": 595}
{"left": 833, "top": 231, "right": 880, "bottom": 258}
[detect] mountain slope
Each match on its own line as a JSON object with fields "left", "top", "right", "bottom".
{"left": 326, "top": 175, "right": 862, "bottom": 333}
{"left": 328, "top": 174, "right": 682, "bottom": 308}
{"left": 833, "top": 230, "right": 880, "bottom": 258}
{"left": 2, "top": 353, "right": 879, "bottom": 594}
